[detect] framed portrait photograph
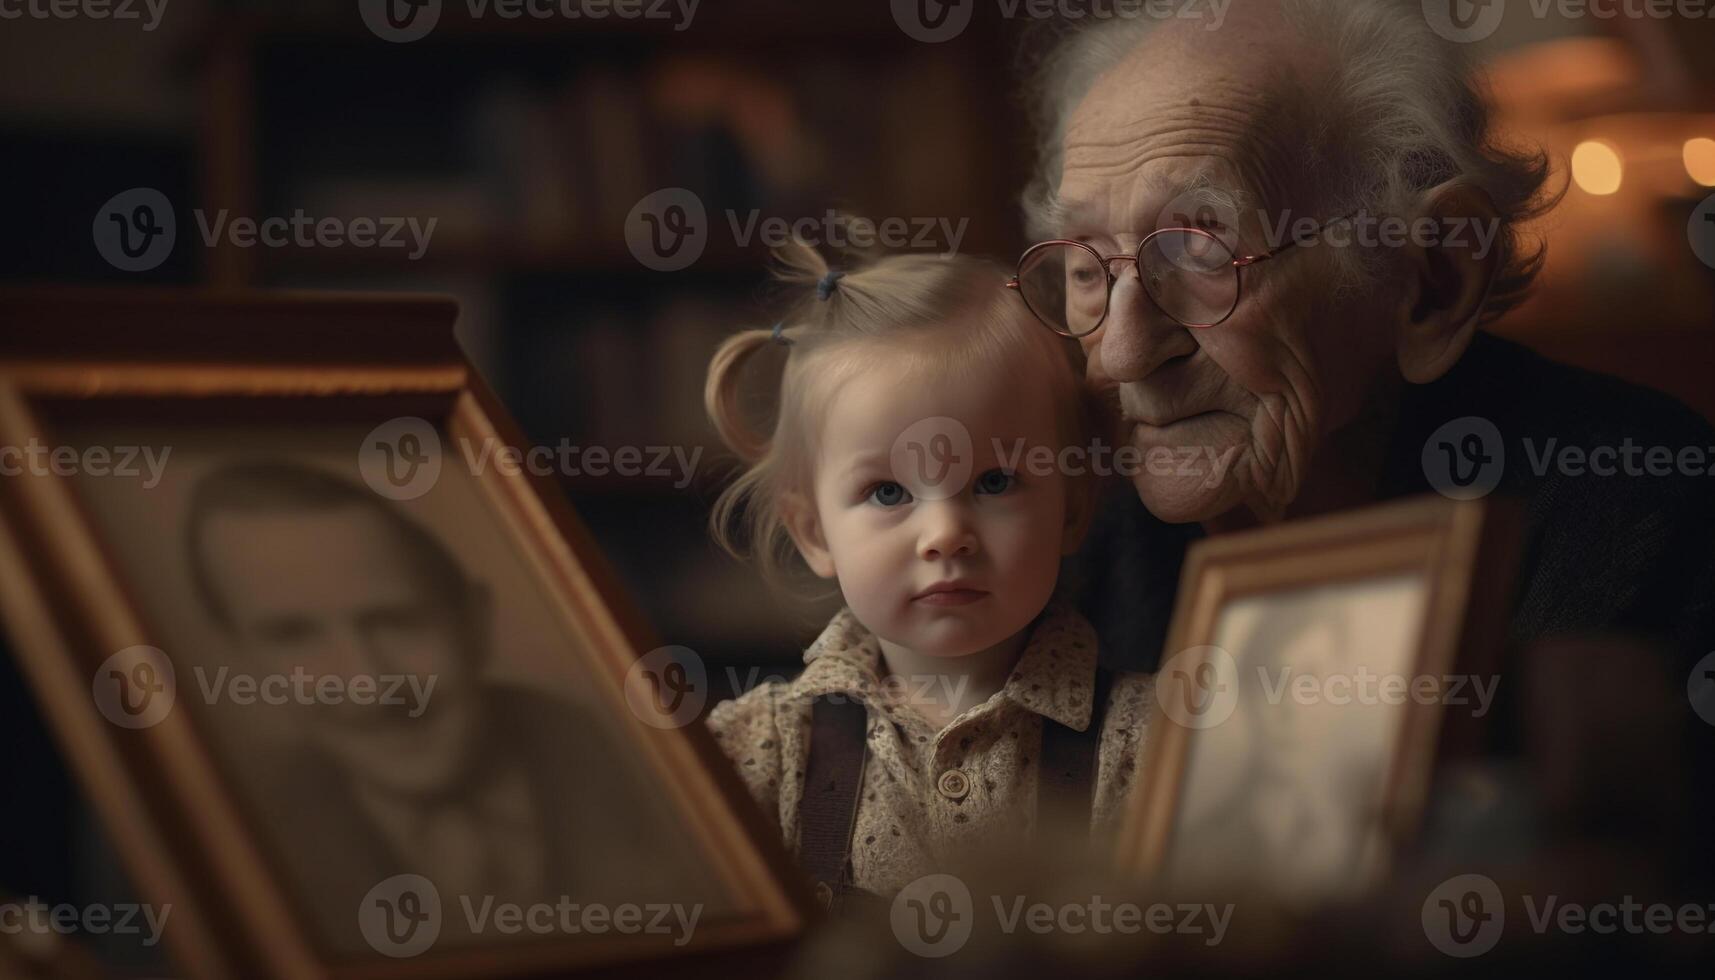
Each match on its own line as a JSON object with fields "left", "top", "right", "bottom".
{"left": 0, "top": 290, "right": 810, "bottom": 979}
{"left": 1117, "top": 495, "right": 1520, "bottom": 909}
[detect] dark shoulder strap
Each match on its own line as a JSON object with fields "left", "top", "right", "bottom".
{"left": 799, "top": 695, "right": 869, "bottom": 908}
{"left": 1037, "top": 666, "right": 1115, "bottom": 837}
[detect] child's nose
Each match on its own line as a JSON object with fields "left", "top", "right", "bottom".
{"left": 917, "top": 502, "right": 978, "bottom": 561}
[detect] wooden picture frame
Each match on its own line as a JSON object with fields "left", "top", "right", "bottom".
{"left": 0, "top": 288, "right": 812, "bottom": 979}
{"left": 1116, "top": 494, "right": 1519, "bottom": 905}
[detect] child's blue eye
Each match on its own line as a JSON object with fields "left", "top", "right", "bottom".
{"left": 974, "top": 468, "right": 1014, "bottom": 495}
{"left": 867, "top": 481, "right": 911, "bottom": 507}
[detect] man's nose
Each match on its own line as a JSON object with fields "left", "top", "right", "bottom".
{"left": 1091, "top": 266, "right": 1196, "bottom": 382}
{"left": 917, "top": 500, "right": 978, "bottom": 562}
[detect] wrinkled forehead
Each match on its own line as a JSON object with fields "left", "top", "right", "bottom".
{"left": 1053, "top": 19, "right": 1317, "bottom": 237}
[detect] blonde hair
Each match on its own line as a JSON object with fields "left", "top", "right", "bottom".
{"left": 705, "top": 236, "right": 1096, "bottom": 590}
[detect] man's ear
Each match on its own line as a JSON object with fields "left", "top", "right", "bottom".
{"left": 780, "top": 492, "right": 836, "bottom": 579}
{"left": 1393, "top": 180, "right": 1500, "bottom": 384}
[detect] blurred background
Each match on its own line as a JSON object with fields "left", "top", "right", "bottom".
{"left": 2, "top": 3, "right": 1714, "bottom": 968}
{"left": 4, "top": 0, "right": 1714, "bottom": 668}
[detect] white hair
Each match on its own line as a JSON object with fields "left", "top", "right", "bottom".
{"left": 1019, "top": 0, "right": 1560, "bottom": 323}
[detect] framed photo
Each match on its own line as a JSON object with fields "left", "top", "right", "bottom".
{"left": 1117, "top": 495, "right": 1519, "bottom": 908}
{"left": 0, "top": 289, "right": 810, "bottom": 979}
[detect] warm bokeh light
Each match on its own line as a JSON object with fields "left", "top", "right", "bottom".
{"left": 1571, "top": 141, "right": 1624, "bottom": 195}
{"left": 1685, "top": 138, "right": 1715, "bottom": 187}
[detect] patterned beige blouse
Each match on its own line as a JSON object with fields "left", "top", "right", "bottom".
{"left": 705, "top": 600, "right": 1157, "bottom": 897}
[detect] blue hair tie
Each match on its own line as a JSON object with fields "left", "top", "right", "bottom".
{"left": 816, "top": 270, "right": 845, "bottom": 301}
{"left": 770, "top": 320, "right": 792, "bottom": 346}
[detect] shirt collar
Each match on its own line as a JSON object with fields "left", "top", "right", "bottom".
{"left": 787, "top": 600, "right": 1101, "bottom": 731}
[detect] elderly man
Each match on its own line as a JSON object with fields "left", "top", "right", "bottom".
{"left": 1017, "top": 3, "right": 1715, "bottom": 702}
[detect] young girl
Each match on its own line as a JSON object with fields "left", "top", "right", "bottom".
{"left": 703, "top": 239, "right": 1155, "bottom": 907}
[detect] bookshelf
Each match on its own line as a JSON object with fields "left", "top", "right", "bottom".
{"left": 191, "top": 0, "right": 1032, "bottom": 671}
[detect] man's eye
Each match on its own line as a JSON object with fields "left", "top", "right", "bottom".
{"left": 974, "top": 469, "right": 1014, "bottom": 495}
{"left": 867, "top": 481, "right": 910, "bottom": 507}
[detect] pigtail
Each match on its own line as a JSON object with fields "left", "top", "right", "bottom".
{"left": 704, "top": 327, "right": 781, "bottom": 464}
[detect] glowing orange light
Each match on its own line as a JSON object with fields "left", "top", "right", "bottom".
{"left": 1571, "top": 141, "right": 1623, "bottom": 196}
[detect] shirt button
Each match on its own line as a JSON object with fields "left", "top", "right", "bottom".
{"left": 936, "top": 768, "right": 971, "bottom": 801}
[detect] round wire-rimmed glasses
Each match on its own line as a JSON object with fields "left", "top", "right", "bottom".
{"left": 1006, "top": 218, "right": 1349, "bottom": 335}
